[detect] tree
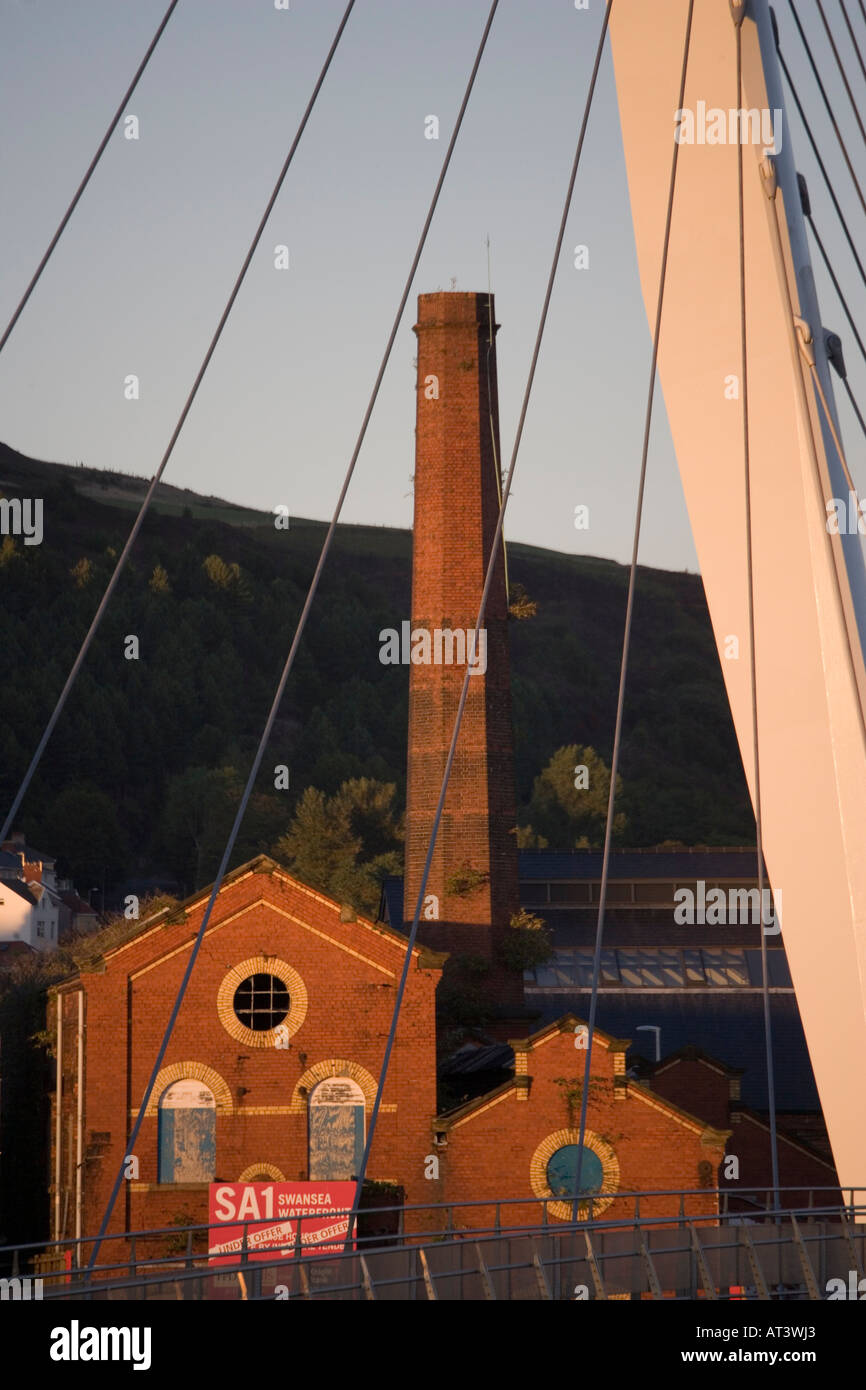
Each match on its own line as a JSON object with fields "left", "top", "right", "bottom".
{"left": 161, "top": 766, "right": 244, "bottom": 889}
{"left": 69, "top": 556, "right": 93, "bottom": 588}
{"left": 521, "top": 744, "right": 626, "bottom": 849}
{"left": 39, "top": 784, "right": 128, "bottom": 883}
{"left": 273, "top": 778, "right": 403, "bottom": 916}
{"left": 149, "top": 563, "right": 171, "bottom": 594}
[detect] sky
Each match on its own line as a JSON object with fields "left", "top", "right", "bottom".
{"left": 1, "top": 0, "right": 865, "bottom": 572}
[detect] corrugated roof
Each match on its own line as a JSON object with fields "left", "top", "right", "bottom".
{"left": 518, "top": 848, "right": 762, "bottom": 879}
{"left": 380, "top": 850, "right": 766, "bottom": 930}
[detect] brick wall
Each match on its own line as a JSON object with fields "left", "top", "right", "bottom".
{"left": 437, "top": 1019, "right": 725, "bottom": 1233}
{"left": 52, "top": 862, "right": 442, "bottom": 1247}
{"left": 649, "top": 1052, "right": 839, "bottom": 1207}
{"left": 405, "top": 292, "right": 519, "bottom": 947}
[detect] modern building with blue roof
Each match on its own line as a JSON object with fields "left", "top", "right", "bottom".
{"left": 380, "top": 844, "right": 818, "bottom": 1116}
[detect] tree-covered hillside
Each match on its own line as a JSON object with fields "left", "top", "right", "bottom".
{"left": 0, "top": 442, "right": 754, "bottom": 900}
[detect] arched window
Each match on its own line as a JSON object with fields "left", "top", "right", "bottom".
{"left": 308, "top": 1077, "right": 365, "bottom": 1181}
{"left": 158, "top": 1079, "right": 216, "bottom": 1183}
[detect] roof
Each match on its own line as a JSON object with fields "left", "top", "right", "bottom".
{"left": 651, "top": 1044, "right": 744, "bottom": 1078}
{"left": 435, "top": 1012, "right": 728, "bottom": 1143}
{"left": 0, "top": 941, "right": 35, "bottom": 962}
{"left": 438, "top": 1041, "right": 515, "bottom": 1077}
{"left": 508, "top": 1012, "right": 630, "bottom": 1054}
{"left": 0, "top": 878, "right": 38, "bottom": 906}
{"left": 380, "top": 848, "right": 766, "bottom": 928}
{"left": 59, "top": 890, "right": 97, "bottom": 915}
{"left": 1, "top": 839, "right": 54, "bottom": 865}
{"left": 518, "top": 848, "right": 762, "bottom": 879}
{"left": 54, "top": 855, "right": 448, "bottom": 982}
{"left": 525, "top": 992, "right": 817, "bottom": 1111}
{"left": 380, "top": 877, "right": 404, "bottom": 928}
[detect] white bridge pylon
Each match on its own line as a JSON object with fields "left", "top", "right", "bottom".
{"left": 610, "top": 0, "right": 866, "bottom": 1193}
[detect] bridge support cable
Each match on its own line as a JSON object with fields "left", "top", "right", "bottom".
{"left": 804, "top": 199, "right": 866, "bottom": 368}
{"left": 572, "top": 0, "right": 694, "bottom": 1221}
{"left": 814, "top": 0, "right": 866, "bottom": 161}
{"left": 797, "top": 176, "right": 866, "bottom": 446}
{"left": 839, "top": 0, "right": 866, "bottom": 97}
{"left": 0, "top": 0, "right": 180, "bottom": 355}
{"left": 785, "top": 1, "right": 866, "bottom": 221}
{"left": 735, "top": 12, "right": 780, "bottom": 1204}
{"left": 825, "top": 333, "right": 866, "bottom": 446}
{"left": 761, "top": 160, "right": 866, "bottom": 757}
{"left": 0, "top": 0, "right": 358, "bottom": 849}
{"left": 802, "top": 325, "right": 865, "bottom": 501}
{"left": 774, "top": 17, "right": 866, "bottom": 295}
{"left": 86, "top": 0, "right": 502, "bottom": 1275}
{"left": 341, "top": 0, "right": 616, "bottom": 1252}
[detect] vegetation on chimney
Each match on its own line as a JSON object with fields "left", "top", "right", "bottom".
{"left": 444, "top": 863, "right": 490, "bottom": 898}
{"left": 499, "top": 908, "right": 554, "bottom": 973}
{"left": 508, "top": 581, "right": 537, "bottom": 620}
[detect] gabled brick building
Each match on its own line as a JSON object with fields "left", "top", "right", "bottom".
{"left": 49, "top": 857, "right": 444, "bottom": 1245}
{"left": 48, "top": 860, "right": 732, "bottom": 1250}
{"left": 431, "top": 1016, "right": 727, "bottom": 1231}
{"left": 647, "top": 1046, "right": 838, "bottom": 1209}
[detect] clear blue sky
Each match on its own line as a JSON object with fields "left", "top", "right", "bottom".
{"left": 0, "top": 0, "right": 863, "bottom": 572}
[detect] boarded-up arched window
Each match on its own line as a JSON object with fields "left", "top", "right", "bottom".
{"left": 308, "top": 1077, "right": 365, "bottom": 1181}
{"left": 158, "top": 1078, "right": 216, "bottom": 1183}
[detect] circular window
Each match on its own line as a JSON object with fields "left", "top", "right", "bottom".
{"left": 545, "top": 1144, "right": 603, "bottom": 1198}
{"left": 530, "top": 1128, "right": 619, "bottom": 1221}
{"left": 233, "top": 973, "right": 290, "bottom": 1031}
{"left": 217, "top": 957, "right": 308, "bottom": 1048}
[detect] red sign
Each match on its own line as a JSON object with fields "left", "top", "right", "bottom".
{"left": 208, "top": 1182, "right": 356, "bottom": 1263}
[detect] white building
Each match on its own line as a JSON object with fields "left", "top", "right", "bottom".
{"left": 0, "top": 839, "right": 63, "bottom": 952}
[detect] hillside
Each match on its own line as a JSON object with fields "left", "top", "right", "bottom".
{"left": 0, "top": 442, "right": 754, "bottom": 898}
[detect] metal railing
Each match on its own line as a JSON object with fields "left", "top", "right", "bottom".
{"left": 1, "top": 1186, "right": 864, "bottom": 1301}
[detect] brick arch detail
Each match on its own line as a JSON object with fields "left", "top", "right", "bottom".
{"left": 144, "top": 1062, "right": 233, "bottom": 1116}
{"left": 217, "top": 956, "right": 308, "bottom": 1049}
{"left": 529, "top": 1128, "right": 619, "bottom": 1222}
{"left": 289, "top": 1059, "right": 380, "bottom": 1114}
{"left": 239, "top": 1162, "right": 286, "bottom": 1182}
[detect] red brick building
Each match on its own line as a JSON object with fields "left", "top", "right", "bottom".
{"left": 648, "top": 1047, "right": 838, "bottom": 1209}
{"left": 49, "top": 863, "right": 733, "bottom": 1251}
{"left": 50, "top": 857, "right": 444, "bottom": 1246}
{"left": 432, "top": 1016, "right": 727, "bottom": 1232}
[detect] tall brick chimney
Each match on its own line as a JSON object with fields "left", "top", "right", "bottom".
{"left": 404, "top": 291, "right": 520, "bottom": 961}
